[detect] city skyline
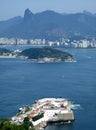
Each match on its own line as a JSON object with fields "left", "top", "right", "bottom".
{"left": 0, "top": 0, "right": 96, "bottom": 20}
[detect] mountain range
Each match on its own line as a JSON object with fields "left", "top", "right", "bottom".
{"left": 0, "top": 9, "right": 96, "bottom": 40}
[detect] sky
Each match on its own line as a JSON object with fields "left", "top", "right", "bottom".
{"left": 0, "top": 0, "right": 96, "bottom": 20}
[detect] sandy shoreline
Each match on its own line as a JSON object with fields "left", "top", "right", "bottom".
{"left": 0, "top": 55, "right": 16, "bottom": 58}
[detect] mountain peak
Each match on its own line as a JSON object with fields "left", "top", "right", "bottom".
{"left": 25, "top": 9, "right": 32, "bottom": 14}
{"left": 24, "top": 8, "right": 33, "bottom": 20}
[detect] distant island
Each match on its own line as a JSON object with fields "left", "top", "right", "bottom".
{"left": 19, "top": 47, "right": 73, "bottom": 62}
{"left": 0, "top": 47, "right": 73, "bottom": 62}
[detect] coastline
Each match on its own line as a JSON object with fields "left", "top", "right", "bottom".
{"left": 23, "top": 56, "right": 74, "bottom": 63}
{"left": 0, "top": 55, "right": 16, "bottom": 58}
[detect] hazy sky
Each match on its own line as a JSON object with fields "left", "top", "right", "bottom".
{"left": 0, "top": 0, "right": 96, "bottom": 20}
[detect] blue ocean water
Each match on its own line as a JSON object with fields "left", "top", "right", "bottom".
{"left": 0, "top": 48, "right": 96, "bottom": 130}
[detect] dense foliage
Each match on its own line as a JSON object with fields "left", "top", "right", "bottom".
{"left": 32, "top": 113, "right": 44, "bottom": 121}
{"left": 20, "top": 47, "right": 73, "bottom": 60}
{"left": 0, "top": 117, "right": 35, "bottom": 130}
{"left": 0, "top": 48, "right": 11, "bottom": 55}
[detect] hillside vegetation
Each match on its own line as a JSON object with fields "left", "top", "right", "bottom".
{"left": 20, "top": 47, "right": 73, "bottom": 62}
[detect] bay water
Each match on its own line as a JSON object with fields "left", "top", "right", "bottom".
{"left": 0, "top": 47, "right": 96, "bottom": 130}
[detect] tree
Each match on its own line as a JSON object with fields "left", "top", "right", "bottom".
{"left": 23, "top": 117, "right": 34, "bottom": 130}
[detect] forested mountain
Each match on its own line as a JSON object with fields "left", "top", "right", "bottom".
{"left": 0, "top": 9, "right": 96, "bottom": 40}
